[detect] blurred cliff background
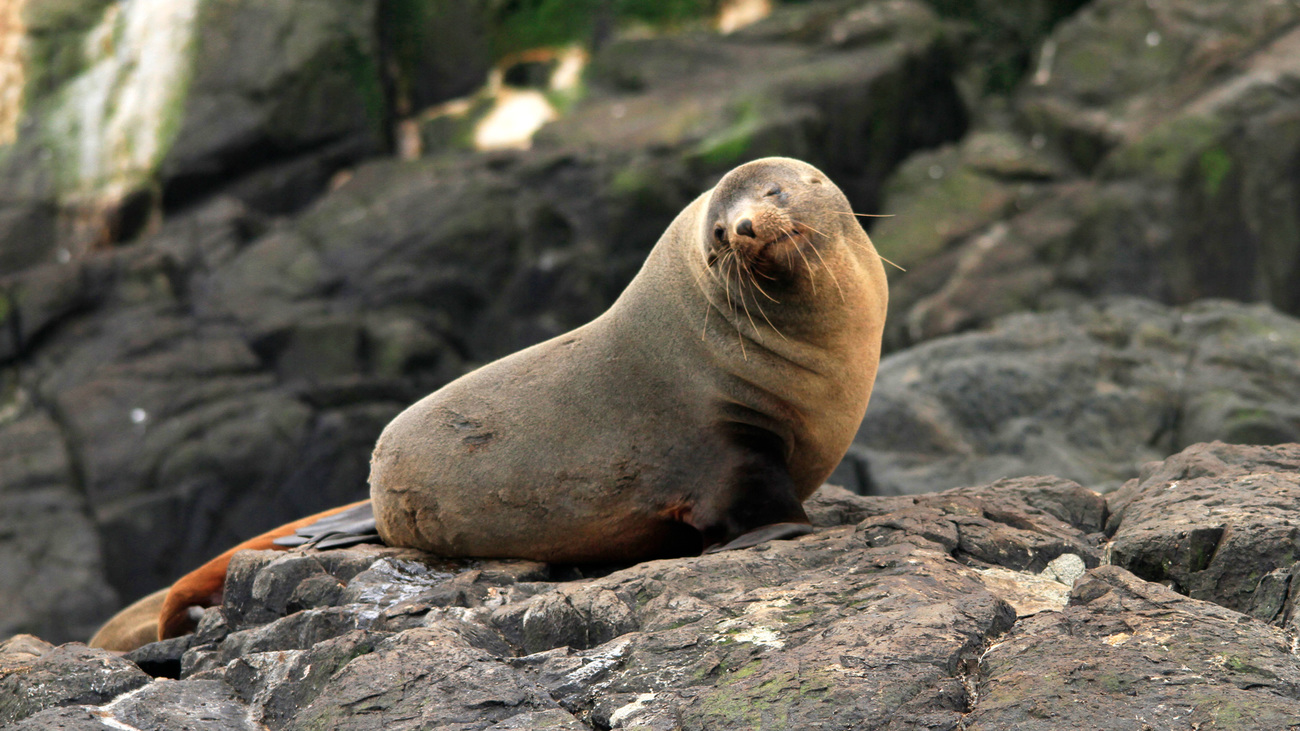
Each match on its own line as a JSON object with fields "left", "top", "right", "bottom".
{"left": 2, "top": 0, "right": 1299, "bottom": 644}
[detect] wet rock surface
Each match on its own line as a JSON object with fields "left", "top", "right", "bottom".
{"left": 5, "top": 446, "right": 1299, "bottom": 729}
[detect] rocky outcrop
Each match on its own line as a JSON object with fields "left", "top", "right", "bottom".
{"left": 1108, "top": 441, "right": 1300, "bottom": 630}
{"left": 833, "top": 298, "right": 1300, "bottom": 495}
{"left": 4, "top": 443, "right": 1299, "bottom": 729}
{"left": 878, "top": 0, "right": 1300, "bottom": 348}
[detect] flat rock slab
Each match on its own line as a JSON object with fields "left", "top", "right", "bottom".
{"left": 967, "top": 566, "right": 1300, "bottom": 730}
{"left": 1108, "top": 441, "right": 1300, "bottom": 629}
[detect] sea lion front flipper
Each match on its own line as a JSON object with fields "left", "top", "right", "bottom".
{"left": 703, "top": 522, "right": 814, "bottom": 553}
{"left": 689, "top": 423, "right": 814, "bottom": 553}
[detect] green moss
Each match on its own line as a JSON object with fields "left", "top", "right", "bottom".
{"left": 780, "top": 608, "right": 816, "bottom": 623}
{"left": 1098, "top": 672, "right": 1137, "bottom": 693}
{"left": 545, "top": 83, "right": 586, "bottom": 115}
{"left": 721, "top": 659, "right": 762, "bottom": 683}
{"left": 382, "top": 0, "right": 440, "bottom": 104}
{"left": 611, "top": 165, "right": 654, "bottom": 197}
{"left": 697, "top": 667, "right": 834, "bottom": 727}
{"left": 22, "top": 0, "right": 117, "bottom": 101}
{"left": 490, "top": 0, "right": 720, "bottom": 58}
{"left": 1199, "top": 146, "right": 1232, "bottom": 198}
{"left": 693, "top": 100, "right": 763, "bottom": 167}
{"left": 1101, "top": 114, "right": 1226, "bottom": 183}
{"left": 1223, "top": 656, "right": 1277, "bottom": 678}
{"left": 344, "top": 41, "right": 389, "bottom": 136}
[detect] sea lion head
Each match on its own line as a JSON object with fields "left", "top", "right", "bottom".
{"left": 701, "top": 157, "right": 861, "bottom": 286}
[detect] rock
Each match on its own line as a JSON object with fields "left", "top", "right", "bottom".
{"left": 856, "top": 475, "right": 1106, "bottom": 571}
{"left": 0, "top": 412, "right": 119, "bottom": 643}
{"left": 284, "top": 626, "right": 570, "bottom": 731}
{"left": 10, "top": 467, "right": 1300, "bottom": 728}
{"left": 1107, "top": 441, "right": 1300, "bottom": 630}
{"left": 5, "top": 678, "right": 261, "bottom": 731}
{"left": 876, "top": 0, "right": 1300, "bottom": 347}
{"left": 543, "top": 0, "right": 967, "bottom": 211}
{"left": 835, "top": 298, "right": 1300, "bottom": 495}
{"left": 0, "top": 643, "right": 150, "bottom": 725}
{"left": 966, "top": 566, "right": 1300, "bottom": 729}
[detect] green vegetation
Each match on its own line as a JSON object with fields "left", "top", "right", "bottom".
{"left": 22, "top": 0, "right": 116, "bottom": 102}
{"left": 1199, "top": 146, "right": 1232, "bottom": 198}
{"left": 692, "top": 100, "right": 763, "bottom": 167}
{"left": 489, "top": 0, "right": 722, "bottom": 57}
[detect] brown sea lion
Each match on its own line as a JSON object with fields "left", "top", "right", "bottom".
{"left": 90, "top": 156, "right": 887, "bottom": 650}
{"left": 370, "top": 156, "right": 888, "bottom": 560}
{"left": 87, "top": 588, "right": 170, "bottom": 652}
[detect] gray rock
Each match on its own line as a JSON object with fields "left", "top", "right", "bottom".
{"left": 0, "top": 412, "right": 118, "bottom": 647}
{"left": 11, "top": 462, "right": 1300, "bottom": 729}
{"left": 876, "top": 0, "right": 1300, "bottom": 347}
{"left": 1108, "top": 441, "right": 1300, "bottom": 629}
{"left": 837, "top": 298, "right": 1300, "bottom": 496}
{"left": 5, "top": 679, "right": 260, "bottom": 731}
{"left": 283, "top": 626, "right": 567, "bottom": 731}
{"left": 966, "top": 566, "right": 1300, "bottom": 729}
{"left": 0, "top": 644, "right": 150, "bottom": 725}
{"left": 0, "top": 0, "right": 978, "bottom": 645}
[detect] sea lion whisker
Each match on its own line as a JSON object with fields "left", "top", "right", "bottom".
{"left": 876, "top": 254, "right": 906, "bottom": 272}
{"left": 781, "top": 224, "right": 818, "bottom": 294}
{"left": 748, "top": 271, "right": 781, "bottom": 304}
{"left": 832, "top": 210, "right": 894, "bottom": 217}
{"left": 735, "top": 264, "right": 763, "bottom": 352}
{"left": 803, "top": 233, "right": 846, "bottom": 303}
{"left": 721, "top": 251, "right": 749, "bottom": 359}
{"left": 752, "top": 293, "right": 790, "bottom": 342}
{"left": 793, "top": 219, "right": 828, "bottom": 238}
{"left": 839, "top": 236, "right": 907, "bottom": 272}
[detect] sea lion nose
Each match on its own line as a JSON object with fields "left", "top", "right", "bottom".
{"left": 736, "top": 218, "right": 756, "bottom": 238}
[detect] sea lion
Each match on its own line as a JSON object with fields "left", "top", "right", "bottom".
{"left": 88, "top": 588, "right": 170, "bottom": 652}
{"left": 91, "top": 156, "right": 887, "bottom": 649}
{"left": 370, "top": 156, "right": 887, "bottom": 560}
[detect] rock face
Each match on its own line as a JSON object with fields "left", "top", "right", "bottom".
{"left": 3, "top": 4, "right": 1300, "bottom": 722}
{"left": 4, "top": 444, "right": 1299, "bottom": 729}
{"left": 833, "top": 298, "right": 1300, "bottom": 495}
{"left": 878, "top": 0, "right": 1300, "bottom": 348}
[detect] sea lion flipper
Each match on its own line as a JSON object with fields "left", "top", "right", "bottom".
{"left": 157, "top": 498, "right": 372, "bottom": 643}
{"left": 703, "top": 522, "right": 813, "bottom": 554}
{"left": 272, "top": 500, "right": 381, "bottom": 549}
{"left": 688, "top": 423, "right": 814, "bottom": 552}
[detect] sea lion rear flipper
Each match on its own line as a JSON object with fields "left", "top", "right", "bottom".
{"left": 158, "top": 498, "right": 373, "bottom": 641}
{"left": 272, "top": 500, "right": 381, "bottom": 549}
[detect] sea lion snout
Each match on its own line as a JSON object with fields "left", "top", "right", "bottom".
{"left": 708, "top": 197, "right": 804, "bottom": 275}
